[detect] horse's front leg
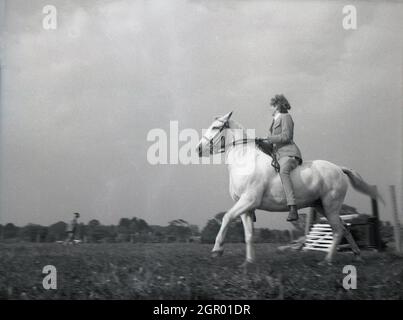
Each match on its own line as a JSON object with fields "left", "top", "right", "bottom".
{"left": 212, "top": 194, "right": 259, "bottom": 257}
{"left": 239, "top": 211, "right": 256, "bottom": 272}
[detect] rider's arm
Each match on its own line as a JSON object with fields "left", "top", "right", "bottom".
{"left": 267, "top": 114, "right": 294, "bottom": 144}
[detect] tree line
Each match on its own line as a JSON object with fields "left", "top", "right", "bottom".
{"left": 0, "top": 214, "right": 301, "bottom": 244}
{"left": 1, "top": 204, "right": 382, "bottom": 244}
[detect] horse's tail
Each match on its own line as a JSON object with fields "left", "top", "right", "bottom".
{"left": 341, "top": 167, "right": 385, "bottom": 205}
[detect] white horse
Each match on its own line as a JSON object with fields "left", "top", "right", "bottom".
{"left": 196, "top": 111, "right": 384, "bottom": 266}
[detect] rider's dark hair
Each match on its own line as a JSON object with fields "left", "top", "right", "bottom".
{"left": 270, "top": 94, "right": 291, "bottom": 113}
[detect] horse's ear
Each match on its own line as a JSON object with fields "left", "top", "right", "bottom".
{"left": 214, "top": 111, "right": 233, "bottom": 122}
{"left": 221, "top": 111, "right": 233, "bottom": 121}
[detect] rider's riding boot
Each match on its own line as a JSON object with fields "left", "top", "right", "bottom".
{"left": 287, "top": 205, "right": 299, "bottom": 222}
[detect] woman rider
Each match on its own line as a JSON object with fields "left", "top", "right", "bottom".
{"left": 266, "top": 94, "right": 302, "bottom": 222}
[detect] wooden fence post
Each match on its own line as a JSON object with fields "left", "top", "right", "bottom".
{"left": 371, "top": 185, "right": 383, "bottom": 251}
{"left": 389, "top": 185, "right": 402, "bottom": 253}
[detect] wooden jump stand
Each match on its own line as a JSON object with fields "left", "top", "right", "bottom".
{"left": 303, "top": 209, "right": 356, "bottom": 252}
{"left": 303, "top": 186, "right": 384, "bottom": 253}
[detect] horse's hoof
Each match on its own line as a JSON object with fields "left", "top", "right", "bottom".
{"left": 318, "top": 260, "right": 332, "bottom": 266}
{"left": 239, "top": 260, "right": 256, "bottom": 273}
{"left": 211, "top": 250, "right": 224, "bottom": 258}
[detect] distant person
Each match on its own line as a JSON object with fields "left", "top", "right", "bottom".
{"left": 64, "top": 212, "right": 80, "bottom": 245}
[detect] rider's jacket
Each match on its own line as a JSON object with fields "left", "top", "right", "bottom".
{"left": 267, "top": 113, "right": 302, "bottom": 161}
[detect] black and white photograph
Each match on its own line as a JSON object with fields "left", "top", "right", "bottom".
{"left": 0, "top": 0, "right": 402, "bottom": 306}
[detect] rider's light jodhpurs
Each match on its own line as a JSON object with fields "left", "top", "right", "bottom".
{"left": 278, "top": 156, "right": 299, "bottom": 206}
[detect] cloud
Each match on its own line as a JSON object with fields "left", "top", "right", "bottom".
{"left": 0, "top": 0, "right": 401, "bottom": 227}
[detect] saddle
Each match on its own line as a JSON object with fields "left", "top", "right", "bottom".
{"left": 255, "top": 138, "right": 280, "bottom": 172}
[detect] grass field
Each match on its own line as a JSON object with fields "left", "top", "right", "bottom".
{"left": 0, "top": 242, "right": 402, "bottom": 300}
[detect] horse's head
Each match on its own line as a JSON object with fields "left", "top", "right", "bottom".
{"left": 196, "top": 111, "right": 233, "bottom": 157}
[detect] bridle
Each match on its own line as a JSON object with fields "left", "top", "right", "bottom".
{"left": 201, "top": 119, "right": 256, "bottom": 154}
{"left": 201, "top": 119, "right": 280, "bottom": 172}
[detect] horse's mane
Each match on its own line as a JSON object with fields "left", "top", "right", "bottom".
{"left": 227, "top": 119, "right": 245, "bottom": 130}
{"left": 227, "top": 119, "right": 249, "bottom": 141}
{"left": 227, "top": 118, "right": 279, "bottom": 171}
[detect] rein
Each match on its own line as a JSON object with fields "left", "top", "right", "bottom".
{"left": 220, "top": 137, "right": 281, "bottom": 173}
{"left": 229, "top": 138, "right": 256, "bottom": 148}
{"left": 203, "top": 120, "right": 280, "bottom": 173}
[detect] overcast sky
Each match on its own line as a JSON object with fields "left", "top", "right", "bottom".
{"left": 0, "top": 0, "right": 402, "bottom": 230}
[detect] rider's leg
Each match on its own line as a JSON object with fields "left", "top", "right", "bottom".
{"left": 278, "top": 156, "right": 299, "bottom": 221}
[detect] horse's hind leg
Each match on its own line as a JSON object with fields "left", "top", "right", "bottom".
{"left": 324, "top": 214, "right": 345, "bottom": 264}
{"left": 318, "top": 194, "right": 345, "bottom": 264}
{"left": 343, "top": 224, "right": 362, "bottom": 260}
{"left": 317, "top": 200, "right": 361, "bottom": 263}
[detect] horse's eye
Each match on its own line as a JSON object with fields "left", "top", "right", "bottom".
{"left": 212, "top": 126, "right": 221, "bottom": 130}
